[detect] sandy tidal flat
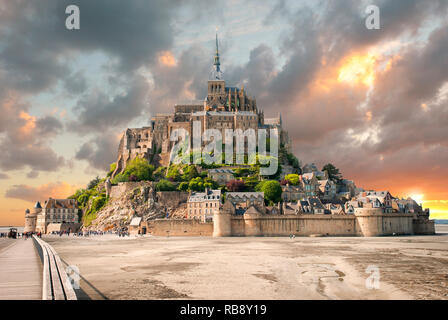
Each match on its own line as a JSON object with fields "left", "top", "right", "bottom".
{"left": 45, "top": 226, "right": 448, "bottom": 300}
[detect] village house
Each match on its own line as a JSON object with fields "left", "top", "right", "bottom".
{"left": 395, "top": 198, "right": 423, "bottom": 213}
{"left": 344, "top": 200, "right": 359, "bottom": 214}
{"left": 187, "top": 189, "right": 221, "bottom": 222}
{"left": 281, "top": 183, "right": 305, "bottom": 202}
{"left": 226, "top": 192, "right": 265, "bottom": 215}
{"left": 301, "top": 173, "right": 320, "bottom": 197}
{"left": 301, "top": 163, "right": 328, "bottom": 179}
{"left": 35, "top": 198, "right": 80, "bottom": 233}
{"left": 282, "top": 202, "right": 301, "bottom": 215}
{"left": 325, "top": 203, "right": 345, "bottom": 215}
{"left": 359, "top": 190, "right": 393, "bottom": 212}
{"left": 318, "top": 179, "right": 337, "bottom": 200}
{"left": 208, "top": 168, "right": 235, "bottom": 185}
{"left": 297, "top": 197, "right": 326, "bottom": 214}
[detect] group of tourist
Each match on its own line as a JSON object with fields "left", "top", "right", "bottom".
{"left": 0, "top": 229, "right": 131, "bottom": 238}
{"left": 47, "top": 230, "right": 128, "bottom": 237}
{"left": 0, "top": 231, "right": 42, "bottom": 239}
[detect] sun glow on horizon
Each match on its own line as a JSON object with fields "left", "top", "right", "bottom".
{"left": 409, "top": 193, "right": 424, "bottom": 204}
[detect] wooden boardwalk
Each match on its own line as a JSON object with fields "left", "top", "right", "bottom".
{"left": 0, "top": 239, "right": 42, "bottom": 300}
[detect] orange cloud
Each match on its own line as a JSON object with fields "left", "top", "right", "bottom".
{"left": 18, "top": 111, "right": 36, "bottom": 136}
{"left": 5, "top": 182, "right": 81, "bottom": 203}
{"left": 338, "top": 53, "right": 377, "bottom": 86}
{"left": 158, "top": 51, "right": 177, "bottom": 67}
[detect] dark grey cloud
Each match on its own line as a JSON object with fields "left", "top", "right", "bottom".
{"left": 0, "top": 136, "right": 65, "bottom": 172}
{"left": 69, "top": 75, "right": 150, "bottom": 133}
{"left": 36, "top": 116, "right": 64, "bottom": 137}
{"left": 0, "top": 0, "right": 181, "bottom": 93}
{"left": 75, "top": 133, "right": 120, "bottom": 171}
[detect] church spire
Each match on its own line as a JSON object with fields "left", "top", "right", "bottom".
{"left": 214, "top": 31, "right": 221, "bottom": 72}
{"left": 210, "top": 29, "right": 223, "bottom": 80}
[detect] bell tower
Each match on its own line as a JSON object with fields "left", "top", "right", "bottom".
{"left": 206, "top": 31, "right": 227, "bottom": 111}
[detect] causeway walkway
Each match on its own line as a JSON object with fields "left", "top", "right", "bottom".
{"left": 0, "top": 239, "right": 42, "bottom": 299}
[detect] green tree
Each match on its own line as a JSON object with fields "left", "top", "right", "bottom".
{"left": 153, "top": 166, "right": 166, "bottom": 180}
{"left": 243, "top": 176, "right": 259, "bottom": 191}
{"left": 182, "top": 165, "right": 199, "bottom": 181}
{"left": 166, "top": 165, "right": 182, "bottom": 181}
{"left": 91, "top": 195, "right": 107, "bottom": 214}
{"left": 188, "top": 177, "right": 204, "bottom": 192}
{"left": 123, "top": 158, "right": 154, "bottom": 181}
{"left": 87, "top": 176, "right": 100, "bottom": 190}
{"left": 256, "top": 180, "right": 282, "bottom": 204}
{"left": 233, "top": 168, "right": 250, "bottom": 178}
{"left": 177, "top": 182, "right": 189, "bottom": 191}
{"left": 107, "top": 163, "right": 116, "bottom": 177}
{"left": 322, "top": 163, "right": 342, "bottom": 182}
{"left": 284, "top": 174, "right": 300, "bottom": 185}
{"left": 156, "top": 179, "right": 176, "bottom": 191}
{"left": 111, "top": 173, "right": 128, "bottom": 184}
{"left": 286, "top": 152, "right": 300, "bottom": 168}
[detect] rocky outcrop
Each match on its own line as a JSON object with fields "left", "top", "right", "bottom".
{"left": 83, "top": 183, "right": 188, "bottom": 231}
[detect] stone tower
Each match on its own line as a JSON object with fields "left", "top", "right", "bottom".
{"left": 206, "top": 32, "right": 227, "bottom": 111}
{"left": 23, "top": 201, "right": 41, "bottom": 233}
{"left": 213, "top": 200, "right": 233, "bottom": 237}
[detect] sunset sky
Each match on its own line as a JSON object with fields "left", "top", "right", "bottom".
{"left": 1, "top": 0, "right": 447, "bottom": 226}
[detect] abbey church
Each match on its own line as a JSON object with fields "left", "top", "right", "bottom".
{"left": 112, "top": 34, "right": 290, "bottom": 177}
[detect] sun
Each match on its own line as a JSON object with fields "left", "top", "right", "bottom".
{"left": 338, "top": 53, "right": 377, "bottom": 86}
{"left": 409, "top": 194, "right": 424, "bottom": 203}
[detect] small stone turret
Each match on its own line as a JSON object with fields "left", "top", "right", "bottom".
{"left": 24, "top": 206, "right": 37, "bottom": 233}
{"left": 213, "top": 200, "right": 233, "bottom": 237}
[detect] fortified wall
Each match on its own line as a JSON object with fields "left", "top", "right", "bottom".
{"left": 147, "top": 207, "right": 434, "bottom": 237}
{"left": 148, "top": 219, "right": 213, "bottom": 236}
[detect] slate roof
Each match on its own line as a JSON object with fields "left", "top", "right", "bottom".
{"left": 44, "top": 198, "right": 77, "bottom": 209}
{"left": 188, "top": 189, "right": 221, "bottom": 202}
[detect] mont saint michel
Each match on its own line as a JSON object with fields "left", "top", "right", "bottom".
{"left": 1, "top": 0, "right": 447, "bottom": 304}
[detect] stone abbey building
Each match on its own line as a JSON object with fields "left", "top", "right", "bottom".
{"left": 112, "top": 34, "right": 290, "bottom": 177}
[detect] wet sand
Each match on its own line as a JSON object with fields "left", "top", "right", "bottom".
{"left": 45, "top": 226, "right": 448, "bottom": 300}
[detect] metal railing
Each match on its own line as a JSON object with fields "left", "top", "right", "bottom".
{"left": 33, "top": 235, "right": 77, "bottom": 300}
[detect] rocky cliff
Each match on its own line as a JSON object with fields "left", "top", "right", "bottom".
{"left": 83, "top": 183, "right": 187, "bottom": 231}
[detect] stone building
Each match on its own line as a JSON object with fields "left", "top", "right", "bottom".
{"left": 226, "top": 192, "right": 265, "bottom": 212}
{"left": 301, "top": 173, "right": 320, "bottom": 197}
{"left": 208, "top": 168, "right": 234, "bottom": 185}
{"left": 112, "top": 33, "right": 290, "bottom": 177}
{"left": 281, "top": 184, "right": 304, "bottom": 202}
{"left": 35, "top": 198, "right": 80, "bottom": 233}
{"left": 187, "top": 189, "right": 221, "bottom": 222}
{"left": 318, "top": 179, "right": 337, "bottom": 200}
